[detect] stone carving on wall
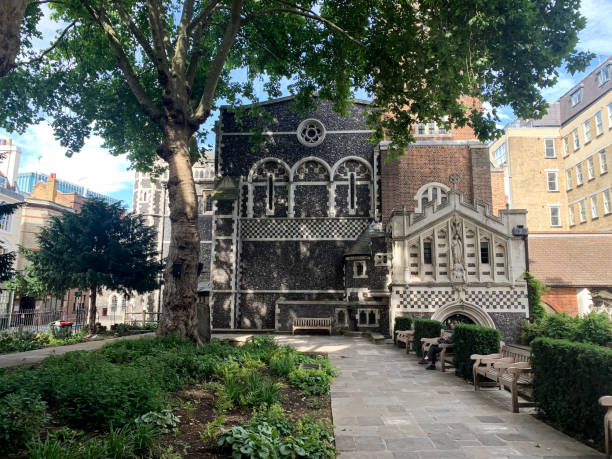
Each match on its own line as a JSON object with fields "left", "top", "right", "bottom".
{"left": 590, "top": 288, "right": 612, "bottom": 318}
{"left": 450, "top": 217, "right": 465, "bottom": 282}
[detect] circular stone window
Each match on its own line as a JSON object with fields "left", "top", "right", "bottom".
{"left": 297, "top": 119, "right": 326, "bottom": 147}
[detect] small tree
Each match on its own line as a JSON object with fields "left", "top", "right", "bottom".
{"left": 6, "top": 260, "right": 59, "bottom": 299}
{"left": 0, "top": 202, "right": 23, "bottom": 282}
{"left": 27, "top": 199, "right": 164, "bottom": 332}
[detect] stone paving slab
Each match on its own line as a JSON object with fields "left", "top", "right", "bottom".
{"left": 275, "top": 335, "right": 604, "bottom": 459}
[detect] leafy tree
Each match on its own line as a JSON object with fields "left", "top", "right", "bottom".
{"left": 26, "top": 199, "right": 163, "bottom": 332}
{"left": 0, "top": 0, "right": 591, "bottom": 342}
{"left": 5, "top": 259, "right": 58, "bottom": 299}
{"left": 0, "top": 203, "right": 23, "bottom": 282}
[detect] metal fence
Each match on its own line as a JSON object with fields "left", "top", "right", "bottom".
{"left": 0, "top": 309, "right": 87, "bottom": 333}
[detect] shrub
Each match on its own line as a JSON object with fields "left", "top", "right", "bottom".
{"left": 531, "top": 337, "right": 612, "bottom": 444}
{"left": 270, "top": 347, "right": 298, "bottom": 377}
{"left": 525, "top": 272, "right": 547, "bottom": 323}
{"left": 412, "top": 318, "right": 444, "bottom": 355}
{"left": 0, "top": 331, "right": 42, "bottom": 354}
{"left": 522, "top": 312, "right": 611, "bottom": 346}
{"left": 575, "top": 313, "right": 612, "bottom": 346}
{"left": 0, "top": 391, "right": 49, "bottom": 453}
{"left": 393, "top": 316, "right": 413, "bottom": 343}
{"left": 452, "top": 324, "right": 501, "bottom": 381}
{"left": 288, "top": 368, "right": 333, "bottom": 395}
{"left": 201, "top": 415, "right": 226, "bottom": 444}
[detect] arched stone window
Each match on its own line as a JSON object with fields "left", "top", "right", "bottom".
{"left": 495, "top": 243, "right": 507, "bottom": 278}
{"left": 248, "top": 159, "right": 290, "bottom": 217}
{"left": 291, "top": 158, "right": 331, "bottom": 217}
{"left": 332, "top": 158, "right": 372, "bottom": 217}
{"left": 464, "top": 229, "right": 477, "bottom": 277}
{"left": 110, "top": 294, "right": 118, "bottom": 312}
{"left": 409, "top": 244, "right": 420, "bottom": 278}
{"left": 437, "top": 229, "right": 448, "bottom": 278}
{"left": 414, "top": 182, "right": 450, "bottom": 213}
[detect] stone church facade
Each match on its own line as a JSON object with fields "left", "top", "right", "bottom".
{"left": 209, "top": 97, "right": 530, "bottom": 342}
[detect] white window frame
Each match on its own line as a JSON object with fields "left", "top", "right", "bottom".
{"left": 596, "top": 111, "right": 604, "bottom": 136}
{"left": 591, "top": 195, "right": 599, "bottom": 219}
{"left": 563, "top": 136, "right": 569, "bottom": 156}
{"left": 565, "top": 169, "right": 572, "bottom": 190}
{"left": 548, "top": 205, "right": 561, "bottom": 227}
{"left": 570, "top": 88, "right": 582, "bottom": 107}
{"left": 544, "top": 138, "right": 556, "bottom": 158}
{"left": 546, "top": 170, "right": 558, "bottom": 192}
{"left": 598, "top": 65, "right": 610, "bottom": 86}
{"left": 0, "top": 213, "right": 12, "bottom": 233}
{"left": 609, "top": 103, "right": 612, "bottom": 129}
{"left": 573, "top": 128, "right": 580, "bottom": 150}
{"left": 569, "top": 206, "right": 575, "bottom": 226}
{"left": 576, "top": 163, "right": 583, "bottom": 186}
{"left": 600, "top": 151, "right": 608, "bottom": 174}
{"left": 579, "top": 199, "right": 587, "bottom": 223}
{"left": 587, "top": 157, "right": 595, "bottom": 180}
{"left": 604, "top": 190, "right": 611, "bottom": 215}
{"left": 494, "top": 143, "right": 506, "bottom": 164}
{"left": 584, "top": 119, "right": 592, "bottom": 143}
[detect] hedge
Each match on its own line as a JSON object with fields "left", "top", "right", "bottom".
{"left": 452, "top": 324, "right": 501, "bottom": 381}
{"left": 393, "top": 316, "right": 413, "bottom": 343}
{"left": 531, "top": 337, "right": 612, "bottom": 444}
{"left": 412, "top": 319, "right": 444, "bottom": 355}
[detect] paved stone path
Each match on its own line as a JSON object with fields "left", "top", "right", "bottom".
{"left": 275, "top": 335, "right": 604, "bottom": 459}
{"left": 0, "top": 333, "right": 154, "bottom": 368}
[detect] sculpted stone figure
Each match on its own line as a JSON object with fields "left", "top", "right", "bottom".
{"left": 451, "top": 219, "right": 464, "bottom": 267}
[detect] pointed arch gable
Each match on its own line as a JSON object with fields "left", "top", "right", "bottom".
{"left": 331, "top": 156, "right": 373, "bottom": 180}
{"left": 247, "top": 158, "right": 291, "bottom": 182}
{"left": 290, "top": 156, "right": 332, "bottom": 182}
{"left": 431, "top": 301, "right": 496, "bottom": 329}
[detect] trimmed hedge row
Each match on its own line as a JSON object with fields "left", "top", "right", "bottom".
{"left": 412, "top": 318, "right": 444, "bottom": 354}
{"left": 452, "top": 324, "right": 501, "bottom": 381}
{"left": 531, "top": 337, "right": 612, "bottom": 444}
{"left": 393, "top": 316, "right": 413, "bottom": 343}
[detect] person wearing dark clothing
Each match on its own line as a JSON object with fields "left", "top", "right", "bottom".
{"left": 418, "top": 325, "right": 455, "bottom": 370}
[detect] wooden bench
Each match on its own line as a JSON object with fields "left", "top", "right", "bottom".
{"left": 472, "top": 344, "right": 535, "bottom": 413}
{"left": 421, "top": 331, "right": 454, "bottom": 372}
{"left": 292, "top": 317, "right": 332, "bottom": 335}
{"left": 599, "top": 396, "right": 612, "bottom": 459}
{"left": 396, "top": 330, "right": 414, "bottom": 353}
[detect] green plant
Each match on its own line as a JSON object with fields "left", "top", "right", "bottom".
{"left": 412, "top": 318, "right": 444, "bottom": 354}
{"left": 269, "top": 347, "right": 298, "bottom": 377}
{"left": 521, "top": 312, "right": 611, "bottom": 346}
{"left": 0, "top": 331, "right": 42, "bottom": 354}
{"left": 134, "top": 409, "right": 180, "bottom": 432}
{"left": 525, "top": 272, "right": 547, "bottom": 323}
{"left": 251, "top": 404, "right": 292, "bottom": 436}
{"left": 531, "top": 337, "right": 612, "bottom": 444}
{"left": 288, "top": 368, "right": 333, "bottom": 395}
{"left": 219, "top": 422, "right": 284, "bottom": 457}
{"left": 393, "top": 316, "right": 413, "bottom": 343}
{"left": 576, "top": 313, "right": 612, "bottom": 346}
{"left": 0, "top": 391, "right": 49, "bottom": 453}
{"left": 201, "top": 415, "right": 225, "bottom": 444}
{"left": 27, "top": 437, "right": 78, "bottom": 459}
{"left": 452, "top": 324, "right": 501, "bottom": 381}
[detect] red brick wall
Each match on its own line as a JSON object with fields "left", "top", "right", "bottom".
{"left": 490, "top": 171, "right": 507, "bottom": 216}
{"left": 541, "top": 288, "right": 578, "bottom": 316}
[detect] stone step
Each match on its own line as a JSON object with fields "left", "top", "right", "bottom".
{"left": 369, "top": 332, "right": 386, "bottom": 344}
{"left": 342, "top": 330, "right": 369, "bottom": 337}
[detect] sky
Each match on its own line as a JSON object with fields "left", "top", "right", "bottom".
{"left": 1, "top": 0, "right": 610, "bottom": 210}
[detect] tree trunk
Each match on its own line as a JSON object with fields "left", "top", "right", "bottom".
{"left": 158, "top": 128, "right": 205, "bottom": 344}
{"left": 88, "top": 288, "right": 97, "bottom": 334}
{"left": 0, "top": 0, "right": 28, "bottom": 77}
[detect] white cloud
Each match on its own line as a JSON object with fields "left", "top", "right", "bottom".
{"left": 577, "top": 0, "right": 612, "bottom": 55}
{"left": 6, "top": 124, "right": 134, "bottom": 196}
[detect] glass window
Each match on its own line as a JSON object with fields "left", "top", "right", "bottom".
{"left": 569, "top": 206, "right": 575, "bottom": 226}
{"left": 584, "top": 120, "right": 592, "bottom": 143}
{"left": 604, "top": 190, "right": 611, "bottom": 214}
{"left": 438, "top": 124, "right": 446, "bottom": 134}
{"left": 570, "top": 88, "right": 582, "bottom": 106}
{"left": 0, "top": 214, "right": 12, "bottom": 232}
{"left": 267, "top": 175, "right": 274, "bottom": 212}
{"left": 587, "top": 157, "right": 595, "bottom": 180}
{"left": 494, "top": 143, "right": 506, "bottom": 163}
{"left": 566, "top": 169, "right": 572, "bottom": 190}
{"left": 417, "top": 123, "right": 425, "bottom": 135}
{"left": 205, "top": 193, "right": 213, "bottom": 212}
{"left": 576, "top": 164, "right": 583, "bottom": 185}
{"left": 547, "top": 171, "right": 558, "bottom": 191}
{"left": 563, "top": 136, "right": 569, "bottom": 156}
{"left": 423, "top": 241, "right": 432, "bottom": 265}
{"left": 600, "top": 151, "right": 608, "bottom": 174}
{"left": 591, "top": 195, "right": 598, "bottom": 219}
{"left": 596, "top": 111, "right": 603, "bottom": 135}
{"left": 544, "top": 139, "right": 555, "bottom": 157}
{"left": 549, "top": 207, "right": 561, "bottom": 227}
{"left": 349, "top": 173, "right": 356, "bottom": 211}
{"left": 579, "top": 200, "right": 587, "bottom": 222}
{"left": 573, "top": 129, "right": 580, "bottom": 149}
{"left": 480, "top": 241, "right": 490, "bottom": 264}
{"left": 428, "top": 122, "right": 436, "bottom": 134}
{"left": 599, "top": 66, "right": 610, "bottom": 86}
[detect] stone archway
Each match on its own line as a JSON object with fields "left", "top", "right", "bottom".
{"left": 431, "top": 301, "right": 496, "bottom": 329}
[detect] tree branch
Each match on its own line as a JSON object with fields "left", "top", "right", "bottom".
{"left": 111, "top": 1, "right": 157, "bottom": 64}
{"left": 187, "top": 0, "right": 222, "bottom": 36}
{"left": 247, "top": 8, "right": 363, "bottom": 46}
{"left": 84, "top": 4, "right": 165, "bottom": 128}
{"left": 172, "top": 0, "right": 195, "bottom": 77}
{"left": 186, "top": 20, "right": 205, "bottom": 89}
{"left": 18, "top": 20, "right": 76, "bottom": 66}
{"left": 146, "top": 0, "right": 172, "bottom": 84}
{"left": 192, "top": 0, "right": 244, "bottom": 124}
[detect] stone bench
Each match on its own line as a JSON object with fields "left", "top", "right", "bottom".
{"left": 599, "top": 395, "right": 612, "bottom": 459}
{"left": 292, "top": 317, "right": 332, "bottom": 335}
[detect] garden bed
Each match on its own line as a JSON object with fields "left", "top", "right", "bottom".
{"left": 0, "top": 335, "right": 336, "bottom": 458}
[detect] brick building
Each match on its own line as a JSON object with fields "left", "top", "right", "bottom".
{"left": 207, "top": 97, "right": 529, "bottom": 341}
{"left": 489, "top": 57, "right": 612, "bottom": 231}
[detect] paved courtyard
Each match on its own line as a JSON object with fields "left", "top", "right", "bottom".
{"left": 275, "top": 334, "right": 604, "bottom": 459}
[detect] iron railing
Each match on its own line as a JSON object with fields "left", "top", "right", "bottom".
{"left": 0, "top": 309, "right": 87, "bottom": 333}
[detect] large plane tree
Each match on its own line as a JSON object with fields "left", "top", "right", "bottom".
{"left": 0, "top": 0, "right": 591, "bottom": 343}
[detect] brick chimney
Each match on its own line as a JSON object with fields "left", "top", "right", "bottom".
{"left": 47, "top": 173, "right": 58, "bottom": 202}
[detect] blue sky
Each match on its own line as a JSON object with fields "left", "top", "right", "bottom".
{"left": 1, "top": 0, "right": 610, "bottom": 210}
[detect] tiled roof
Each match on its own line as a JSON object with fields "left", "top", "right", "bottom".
{"left": 345, "top": 221, "right": 384, "bottom": 257}
{"left": 528, "top": 232, "right": 612, "bottom": 287}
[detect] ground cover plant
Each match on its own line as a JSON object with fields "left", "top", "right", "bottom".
{"left": 0, "top": 335, "right": 336, "bottom": 458}
{"left": 522, "top": 312, "right": 612, "bottom": 346}
{"left": 0, "top": 328, "right": 87, "bottom": 355}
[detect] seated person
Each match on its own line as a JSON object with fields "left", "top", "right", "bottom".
{"left": 419, "top": 322, "right": 455, "bottom": 370}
